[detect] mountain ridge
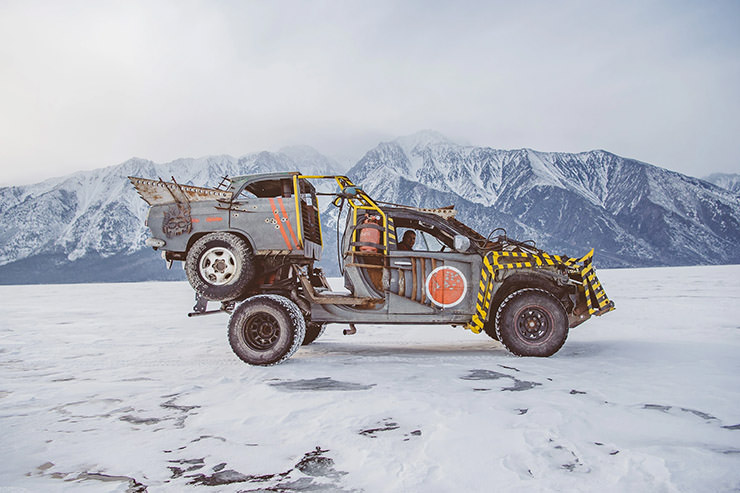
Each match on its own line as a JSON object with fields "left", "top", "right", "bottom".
{"left": 346, "top": 135, "right": 740, "bottom": 267}
{"left": 1, "top": 133, "right": 738, "bottom": 284}
{"left": 704, "top": 172, "right": 740, "bottom": 194}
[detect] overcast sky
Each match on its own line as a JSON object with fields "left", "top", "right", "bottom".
{"left": 1, "top": 0, "right": 739, "bottom": 186}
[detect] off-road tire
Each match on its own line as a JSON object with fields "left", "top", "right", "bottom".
{"left": 185, "top": 232, "right": 254, "bottom": 302}
{"left": 228, "top": 295, "right": 306, "bottom": 366}
{"left": 302, "top": 322, "right": 326, "bottom": 346}
{"left": 482, "top": 319, "right": 500, "bottom": 341}
{"left": 495, "top": 288, "right": 568, "bottom": 357}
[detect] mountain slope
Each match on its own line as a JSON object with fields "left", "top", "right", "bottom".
{"left": 0, "top": 150, "right": 340, "bottom": 284}
{"left": 1, "top": 134, "right": 738, "bottom": 285}
{"left": 703, "top": 173, "right": 740, "bottom": 194}
{"left": 347, "top": 134, "right": 740, "bottom": 267}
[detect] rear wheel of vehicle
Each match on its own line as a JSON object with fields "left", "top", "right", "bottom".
{"left": 185, "top": 232, "right": 254, "bottom": 301}
{"left": 302, "top": 322, "right": 326, "bottom": 345}
{"left": 495, "top": 288, "right": 568, "bottom": 357}
{"left": 228, "top": 295, "right": 306, "bottom": 366}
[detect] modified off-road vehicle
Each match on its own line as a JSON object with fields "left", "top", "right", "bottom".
{"left": 129, "top": 172, "right": 614, "bottom": 365}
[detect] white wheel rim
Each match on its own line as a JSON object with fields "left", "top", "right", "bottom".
{"left": 199, "top": 247, "right": 239, "bottom": 285}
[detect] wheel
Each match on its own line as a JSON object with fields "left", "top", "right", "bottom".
{"left": 228, "top": 295, "right": 306, "bottom": 366}
{"left": 185, "top": 232, "right": 254, "bottom": 301}
{"left": 482, "top": 318, "right": 500, "bottom": 341}
{"left": 495, "top": 288, "right": 568, "bottom": 357}
{"left": 302, "top": 322, "right": 326, "bottom": 346}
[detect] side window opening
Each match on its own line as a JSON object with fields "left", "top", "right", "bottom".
{"left": 393, "top": 218, "right": 453, "bottom": 252}
{"left": 420, "top": 230, "right": 445, "bottom": 251}
{"left": 395, "top": 227, "right": 417, "bottom": 251}
{"left": 237, "top": 188, "right": 257, "bottom": 200}
{"left": 242, "top": 179, "right": 294, "bottom": 198}
{"left": 281, "top": 179, "right": 292, "bottom": 198}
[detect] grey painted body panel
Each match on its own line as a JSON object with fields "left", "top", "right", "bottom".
{"left": 228, "top": 196, "right": 299, "bottom": 252}
{"left": 142, "top": 172, "right": 319, "bottom": 258}
{"left": 385, "top": 250, "right": 479, "bottom": 315}
{"left": 312, "top": 249, "right": 485, "bottom": 324}
{"left": 309, "top": 292, "right": 473, "bottom": 324}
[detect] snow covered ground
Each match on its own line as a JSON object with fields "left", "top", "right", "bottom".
{"left": 1, "top": 265, "right": 739, "bottom": 492}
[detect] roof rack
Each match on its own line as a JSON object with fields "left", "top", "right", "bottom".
{"left": 215, "top": 175, "right": 231, "bottom": 190}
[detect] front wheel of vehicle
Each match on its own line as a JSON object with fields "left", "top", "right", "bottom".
{"left": 185, "top": 232, "right": 254, "bottom": 301}
{"left": 228, "top": 295, "right": 306, "bottom": 366}
{"left": 482, "top": 319, "right": 500, "bottom": 341}
{"left": 495, "top": 288, "right": 568, "bottom": 357}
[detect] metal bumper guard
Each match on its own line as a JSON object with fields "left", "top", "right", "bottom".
{"left": 465, "top": 248, "right": 615, "bottom": 333}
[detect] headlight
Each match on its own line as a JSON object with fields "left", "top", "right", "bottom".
{"left": 145, "top": 237, "right": 166, "bottom": 248}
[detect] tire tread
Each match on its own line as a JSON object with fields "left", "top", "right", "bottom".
{"left": 495, "top": 288, "right": 568, "bottom": 357}
{"left": 228, "top": 294, "right": 305, "bottom": 366}
{"left": 185, "top": 232, "right": 254, "bottom": 301}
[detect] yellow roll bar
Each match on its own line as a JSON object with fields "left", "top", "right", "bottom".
{"left": 297, "top": 175, "right": 388, "bottom": 252}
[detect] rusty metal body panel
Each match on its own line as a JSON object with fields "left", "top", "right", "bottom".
{"left": 129, "top": 177, "right": 232, "bottom": 206}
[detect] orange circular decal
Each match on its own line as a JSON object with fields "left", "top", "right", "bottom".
{"left": 425, "top": 266, "right": 467, "bottom": 308}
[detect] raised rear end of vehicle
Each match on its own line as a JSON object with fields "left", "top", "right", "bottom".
{"left": 129, "top": 172, "right": 324, "bottom": 303}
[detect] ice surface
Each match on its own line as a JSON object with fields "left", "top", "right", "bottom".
{"left": 1, "top": 265, "right": 739, "bottom": 492}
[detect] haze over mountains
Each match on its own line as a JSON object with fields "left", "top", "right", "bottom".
{"left": 1, "top": 131, "right": 738, "bottom": 284}
{"left": 704, "top": 173, "right": 740, "bottom": 195}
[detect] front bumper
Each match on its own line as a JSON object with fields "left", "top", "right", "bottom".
{"left": 575, "top": 249, "right": 615, "bottom": 316}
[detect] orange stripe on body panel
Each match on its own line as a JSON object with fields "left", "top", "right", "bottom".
{"left": 205, "top": 217, "right": 223, "bottom": 222}
{"left": 269, "top": 198, "right": 293, "bottom": 250}
{"left": 277, "top": 197, "right": 299, "bottom": 248}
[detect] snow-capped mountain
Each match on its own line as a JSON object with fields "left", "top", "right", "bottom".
{"left": 0, "top": 149, "right": 340, "bottom": 284}
{"left": 704, "top": 173, "right": 740, "bottom": 194}
{"left": 348, "top": 133, "right": 740, "bottom": 267}
{"left": 278, "top": 145, "right": 339, "bottom": 176}
{"left": 1, "top": 132, "right": 738, "bottom": 284}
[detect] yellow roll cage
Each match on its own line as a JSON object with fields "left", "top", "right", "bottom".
{"left": 293, "top": 175, "right": 388, "bottom": 252}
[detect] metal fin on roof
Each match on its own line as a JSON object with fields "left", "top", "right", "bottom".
{"left": 127, "top": 176, "right": 232, "bottom": 206}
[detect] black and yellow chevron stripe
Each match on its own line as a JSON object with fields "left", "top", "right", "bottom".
{"left": 580, "top": 261, "right": 612, "bottom": 315}
{"left": 465, "top": 248, "right": 614, "bottom": 333}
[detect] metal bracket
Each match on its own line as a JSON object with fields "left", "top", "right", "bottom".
{"left": 187, "top": 294, "right": 235, "bottom": 317}
{"left": 191, "top": 293, "right": 209, "bottom": 314}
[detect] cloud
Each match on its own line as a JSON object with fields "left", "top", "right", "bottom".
{"left": 1, "top": 0, "right": 739, "bottom": 185}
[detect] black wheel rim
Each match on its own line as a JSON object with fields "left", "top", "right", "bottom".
{"left": 515, "top": 306, "right": 552, "bottom": 342}
{"left": 244, "top": 313, "right": 280, "bottom": 351}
